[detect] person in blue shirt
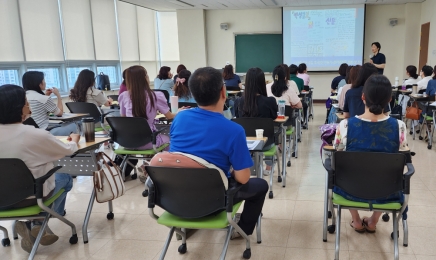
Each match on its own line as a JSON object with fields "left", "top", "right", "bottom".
{"left": 154, "top": 66, "right": 174, "bottom": 96}
{"left": 418, "top": 67, "right": 436, "bottom": 130}
{"left": 173, "top": 69, "right": 196, "bottom": 103}
{"left": 170, "top": 67, "right": 268, "bottom": 239}
{"left": 369, "top": 42, "right": 386, "bottom": 74}
{"left": 223, "top": 64, "right": 242, "bottom": 89}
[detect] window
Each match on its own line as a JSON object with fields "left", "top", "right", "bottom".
{"left": 66, "top": 67, "right": 91, "bottom": 89}
{"left": 96, "top": 66, "right": 118, "bottom": 84}
{"left": 0, "top": 69, "right": 20, "bottom": 85}
{"left": 27, "top": 68, "right": 62, "bottom": 92}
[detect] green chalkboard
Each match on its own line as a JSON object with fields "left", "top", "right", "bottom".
{"left": 235, "top": 34, "right": 283, "bottom": 73}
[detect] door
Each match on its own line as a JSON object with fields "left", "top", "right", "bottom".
{"left": 419, "top": 22, "right": 430, "bottom": 70}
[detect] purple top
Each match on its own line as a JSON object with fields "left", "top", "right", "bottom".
{"left": 118, "top": 91, "right": 170, "bottom": 147}
{"left": 118, "top": 83, "right": 127, "bottom": 95}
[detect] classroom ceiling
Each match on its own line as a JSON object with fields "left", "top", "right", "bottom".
{"left": 120, "top": 0, "right": 425, "bottom": 11}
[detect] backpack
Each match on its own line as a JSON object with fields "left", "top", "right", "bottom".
{"left": 97, "top": 72, "right": 111, "bottom": 91}
{"left": 148, "top": 152, "right": 229, "bottom": 190}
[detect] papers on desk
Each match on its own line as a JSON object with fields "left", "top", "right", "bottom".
{"left": 430, "top": 101, "right": 436, "bottom": 107}
{"left": 247, "top": 140, "right": 261, "bottom": 150}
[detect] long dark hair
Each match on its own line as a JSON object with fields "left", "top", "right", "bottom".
{"left": 176, "top": 64, "right": 187, "bottom": 74}
{"left": 0, "top": 84, "right": 26, "bottom": 124}
{"left": 271, "top": 65, "right": 288, "bottom": 97}
{"left": 69, "top": 69, "right": 96, "bottom": 102}
{"left": 173, "top": 69, "right": 192, "bottom": 99}
{"left": 348, "top": 65, "right": 361, "bottom": 84}
{"left": 241, "top": 67, "right": 266, "bottom": 117}
{"left": 223, "top": 65, "right": 235, "bottom": 80}
{"left": 351, "top": 63, "right": 378, "bottom": 89}
{"left": 344, "top": 66, "right": 353, "bottom": 84}
{"left": 121, "top": 69, "right": 127, "bottom": 85}
{"left": 406, "top": 65, "right": 419, "bottom": 79}
{"left": 126, "top": 65, "right": 156, "bottom": 119}
{"left": 22, "top": 71, "right": 45, "bottom": 95}
{"left": 363, "top": 75, "right": 392, "bottom": 115}
{"left": 157, "top": 66, "right": 171, "bottom": 80}
{"left": 338, "top": 63, "right": 348, "bottom": 77}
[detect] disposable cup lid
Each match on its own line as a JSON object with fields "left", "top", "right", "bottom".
{"left": 82, "top": 117, "right": 94, "bottom": 123}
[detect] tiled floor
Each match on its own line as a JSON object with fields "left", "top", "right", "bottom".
{"left": 1, "top": 104, "right": 436, "bottom": 260}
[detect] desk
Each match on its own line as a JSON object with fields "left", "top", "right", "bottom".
{"left": 227, "top": 90, "right": 241, "bottom": 95}
{"left": 332, "top": 104, "right": 339, "bottom": 109}
{"left": 55, "top": 136, "right": 112, "bottom": 244}
{"left": 246, "top": 137, "right": 267, "bottom": 180}
{"left": 49, "top": 113, "right": 89, "bottom": 133}
{"left": 336, "top": 113, "right": 345, "bottom": 122}
{"left": 398, "top": 89, "right": 412, "bottom": 95}
{"left": 275, "top": 116, "right": 289, "bottom": 187}
{"left": 247, "top": 137, "right": 267, "bottom": 152}
{"left": 299, "top": 91, "right": 310, "bottom": 128}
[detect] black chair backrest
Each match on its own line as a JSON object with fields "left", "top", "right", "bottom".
{"left": 23, "top": 117, "right": 39, "bottom": 128}
{"left": 66, "top": 102, "right": 101, "bottom": 123}
{"left": 232, "top": 117, "right": 275, "bottom": 148}
{"left": 333, "top": 151, "right": 405, "bottom": 200}
{"left": 0, "top": 159, "right": 35, "bottom": 208}
{"left": 226, "top": 86, "right": 241, "bottom": 91}
{"left": 106, "top": 117, "right": 153, "bottom": 149}
{"left": 304, "top": 85, "right": 310, "bottom": 91}
{"left": 153, "top": 89, "right": 170, "bottom": 102}
{"left": 178, "top": 102, "right": 198, "bottom": 108}
{"left": 146, "top": 166, "right": 226, "bottom": 218}
{"left": 284, "top": 105, "right": 296, "bottom": 127}
{"left": 107, "top": 95, "right": 119, "bottom": 101}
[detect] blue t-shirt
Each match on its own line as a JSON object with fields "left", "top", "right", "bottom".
{"left": 426, "top": 79, "right": 436, "bottom": 96}
{"left": 331, "top": 75, "right": 345, "bottom": 90}
{"left": 370, "top": 52, "right": 386, "bottom": 74}
{"left": 154, "top": 78, "right": 174, "bottom": 96}
{"left": 224, "top": 75, "right": 241, "bottom": 87}
{"left": 170, "top": 108, "right": 253, "bottom": 177}
{"left": 343, "top": 86, "right": 390, "bottom": 117}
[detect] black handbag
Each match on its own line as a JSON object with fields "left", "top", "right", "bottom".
{"left": 97, "top": 72, "right": 111, "bottom": 91}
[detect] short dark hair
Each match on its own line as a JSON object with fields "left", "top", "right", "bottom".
{"left": 157, "top": 66, "right": 171, "bottom": 80}
{"left": 289, "top": 64, "right": 298, "bottom": 75}
{"left": 406, "top": 65, "right": 419, "bottom": 79}
{"left": 189, "top": 67, "right": 223, "bottom": 106}
{"left": 22, "top": 71, "right": 45, "bottom": 95}
{"left": 338, "top": 63, "right": 348, "bottom": 77}
{"left": 422, "top": 65, "right": 433, "bottom": 77}
{"left": 372, "top": 42, "right": 381, "bottom": 51}
{"left": 298, "top": 63, "right": 307, "bottom": 74}
{"left": 363, "top": 75, "right": 392, "bottom": 115}
{"left": 352, "top": 63, "right": 378, "bottom": 88}
{"left": 176, "top": 64, "right": 187, "bottom": 74}
{"left": 0, "top": 84, "right": 26, "bottom": 124}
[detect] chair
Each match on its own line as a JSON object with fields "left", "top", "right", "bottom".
{"left": 107, "top": 95, "right": 118, "bottom": 101}
{"left": 106, "top": 117, "right": 169, "bottom": 182}
{"left": 23, "top": 118, "right": 39, "bottom": 128}
{"left": 418, "top": 95, "right": 436, "bottom": 149}
{"left": 232, "top": 118, "right": 280, "bottom": 199}
{"left": 65, "top": 102, "right": 112, "bottom": 132}
{"left": 0, "top": 159, "right": 77, "bottom": 260}
{"left": 324, "top": 151, "right": 414, "bottom": 260}
{"left": 284, "top": 106, "right": 297, "bottom": 167}
{"left": 178, "top": 102, "right": 198, "bottom": 108}
{"left": 153, "top": 89, "right": 170, "bottom": 108}
{"left": 226, "top": 86, "right": 241, "bottom": 91}
{"left": 146, "top": 166, "right": 260, "bottom": 260}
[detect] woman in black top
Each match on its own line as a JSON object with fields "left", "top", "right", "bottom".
{"left": 331, "top": 63, "right": 348, "bottom": 92}
{"left": 235, "top": 67, "right": 277, "bottom": 118}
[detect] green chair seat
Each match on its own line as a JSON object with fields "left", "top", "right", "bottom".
{"left": 422, "top": 114, "right": 433, "bottom": 121}
{"left": 157, "top": 201, "right": 242, "bottom": 229}
{"left": 0, "top": 188, "right": 65, "bottom": 218}
{"left": 262, "top": 145, "right": 276, "bottom": 157}
{"left": 114, "top": 143, "right": 169, "bottom": 155}
{"left": 332, "top": 193, "right": 401, "bottom": 210}
{"left": 286, "top": 127, "right": 294, "bottom": 136}
{"left": 95, "top": 125, "right": 111, "bottom": 132}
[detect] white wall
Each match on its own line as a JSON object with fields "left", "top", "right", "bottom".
{"left": 421, "top": 0, "right": 436, "bottom": 66}
{"left": 0, "top": 0, "right": 24, "bottom": 61}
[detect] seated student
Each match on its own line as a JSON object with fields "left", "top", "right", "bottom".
{"left": 169, "top": 67, "right": 268, "bottom": 239}
{"left": 266, "top": 65, "right": 302, "bottom": 109}
{"left": 417, "top": 65, "right": 434, "bottom": 91}
{"left": 331, "top": 63, "right": 348, "bottom": 93}
{"left": 418, "top": 66, "right": 436, "bottom": 136}
{"left": 173, "top": 69, "right": 196, "bottom": 103}
{"left": 280, "top": 64, "right": 299, "bottom": 95}
{"left": 289, "top": 64, "right": 304, "bottom": 92}
{"left": 333, "top": 75, "right": 408, "bottom": 233}
{"left": 154, "top": 66, "right": 174, "bottom": 96}
{"left": 403, "top": 65, "right": 421, "bottom": 85}
{"left": 338, "top": 65, "right": 360, "bottom": 110}
{"left": 0, "top": 84, "right": 79, "bottom": 253}
{"left": 23, "top": 71, "right": 63, "bottom": 130}
{"left": 69, "top": 69, "right": 113, "bottom": 107}
{"left": 173, "top": 64, "right": 187, "bottom": 84}
{"left": 297, "top": 63, "right": 310, "bottom": 86}
{"left": 223, "top": 64, "right": 242, "bottom": 89}
{"left": 118, "top": 69, "right": 127, "bottom": 95}
{"left": 343, "top": 63, "right": 381, "bottom": 118}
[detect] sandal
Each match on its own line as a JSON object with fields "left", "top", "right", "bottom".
{"left": 362, "top": 217, "right": 376, "bottom": 233}
{"left": 350, "top": 221, "right": 365, "bottom": 233}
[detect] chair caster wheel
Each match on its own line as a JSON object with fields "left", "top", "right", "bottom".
{"left": 298, "top": 139, "right": 301, "bottom": 142}
{"left": 62, "top": 209, "right": 66, "bottom": 216}
{"left": 419, "top": 136, "right": 423, "bottom": 140}
{"left": 257, "top": 240, "right": 261, "bottom": 244}
{"left": 1, "top": 238, "right": 10, "bottom": 247}
{"left": 409, "top": 131, "right": 413, "bottom": 135}
{"left": 292, "top": 152, "right": 296, "bottom": 157}
{"left": 178, "top": 243, "right": 187, "bottom": 254}
{"left": 287, "top": 161, "right": 291, "bottom": 167}
{"left": 269, "top": 191, "right": 273, "bottom": 199}
{"left": 13, "top": 236, "right": 18, "bottom": 240}
{"left": 323, "top": 239, "right": 327, "bottom": 242}
{"left": 277, "top": 176, "right": 282, "bottom": 183}
{"left": 403, "top": 243, "right": 408, "bottom": 247}
{"left": 243, "top": 248, "right": 251, "bottom": 259}
{"left": 327, "top": 225, "right": 336, "bottom": 234}
{"left": 107, "top": 212, "right": 114, "bottom": 220}
{"left": 428, "top": 145, "right": 432, "bottom": 150}
{"left": 328, "top": 211, "right": 332, "bottom": 219}
{"left": 142, "top": 190, "right": 149, "bottom": 197}
{"left": 391, "top": 231, "right": 399, "bottom": 239}
{"left": 382, "top": 213, "right": 390, "bottom": 222}
{"left": 69, "top": 234, "right": 78, "bottom": 244}
{"left": 131, "top": 173, "right": 137, "bottom": 180}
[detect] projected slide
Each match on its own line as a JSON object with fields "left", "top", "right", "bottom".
{"left": 283, "top": 6, "right": 365, "bottom": 71}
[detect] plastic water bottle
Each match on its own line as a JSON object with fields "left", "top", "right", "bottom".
{"left": 278, "top": 100, "right": 285, "bottom": 118}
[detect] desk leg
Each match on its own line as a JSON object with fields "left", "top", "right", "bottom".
{"left": 83, "top": 189, "right": 96, "bottom": 244}
{"left": 259, "top": 152, "right": 264, "bottom": 179}
{"left": 281, "top": 124, "right": 286, "bottom": 187}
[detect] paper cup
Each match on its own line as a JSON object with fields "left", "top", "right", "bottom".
{"left": 256, "top": 129, "right": 264, "bottom": 139}
{"left": 170, "top": 96, "right": 178, "bottom": 113}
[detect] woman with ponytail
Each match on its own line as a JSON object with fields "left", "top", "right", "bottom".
{"left": 333, "top": 74, "right": 408, "bottom": 233}
{"left": 173, "top": 69, "right": 195, "bottom": 103}
{"left": 403, "top": 65, "right": 421, "bottom": 85}
{"left": 266, "top": 65, "right": 302, "bottom": 108}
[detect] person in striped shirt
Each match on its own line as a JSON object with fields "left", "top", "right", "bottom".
{"left": 23, "top": 71, "right": 63, "bottom": 130}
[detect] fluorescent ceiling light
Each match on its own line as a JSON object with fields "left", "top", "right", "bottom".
{"left": 261, "top": 0, "right": 278, "bottom": 6}
{"left": 168, "top": 0, "right": 195, "bottom": 8}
